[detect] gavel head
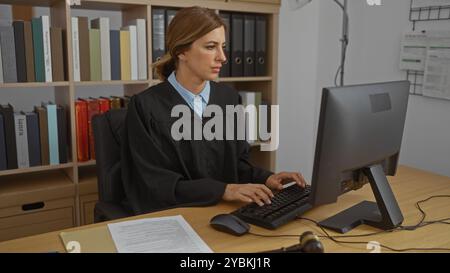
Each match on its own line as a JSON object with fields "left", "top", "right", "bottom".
{"left": 299, "top": 231, "right": 325, "bottom": 253}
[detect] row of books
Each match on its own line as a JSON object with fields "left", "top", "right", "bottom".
{"left": 0, "top": 103, "right": 68, "bottom": 171}
{"left": 0, "top": 16, "right": 66, "bottom": 84}
{"left": 151, "top": 8, "right": 268, "bottom": 78}
{"left": 71, "top": 17, "right": 148, "bottom": 82}
{"left": 75, "top": 96, "right": 130, "bottom": 162}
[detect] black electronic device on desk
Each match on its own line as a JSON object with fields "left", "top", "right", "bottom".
{"left": 231, "top": 81, "right": 410, "bottom": 234}
{"left": 232, "top": 184, "right": 312, "bottom": 229}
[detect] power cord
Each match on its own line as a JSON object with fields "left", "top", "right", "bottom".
{"left": 249, "top": 195, "right": 450, "bottom": 252}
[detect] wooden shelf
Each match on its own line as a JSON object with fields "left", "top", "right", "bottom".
{"left": 0, "top": 0, "right": 279, "bottom": 232}
{"left": 0, "top": 0, "right": 61, "bottom": 8}
{"left": 0, "top": 163, "right": 74, "bottom": 177}
{"left": 77, "top": 160, "right": 96, "bottom": 167}
{"left": 70, "top": 0, "right": 148, "bottom": 11}
{"left": 74, "top": 80, "right": 150, "bottom": 87}
{"left": 0, "top": 170, "right": 73, "bottom": 194}
{"left": 217, "top": 76, "right": 272, "bottom": 82}
{"left": 0, "top": 82, "right": 70, "bottom": 89}
{"left": 151, "top": 77, "right": 273, "bottom": 86}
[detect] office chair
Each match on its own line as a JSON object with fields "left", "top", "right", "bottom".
{"left": 92, "top": 109, "right": 133, "bottom": 222}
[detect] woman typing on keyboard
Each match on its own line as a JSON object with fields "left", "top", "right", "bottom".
{"left": 121, "top": 6, "right": 307, "bottom": 215}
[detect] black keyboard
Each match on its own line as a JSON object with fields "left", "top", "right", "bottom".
{"left": 232, "top": 184, "right": 312, "bottom": 229}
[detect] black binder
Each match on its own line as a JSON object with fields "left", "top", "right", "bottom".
{"left": 231, "top": 13, "right": 244, "bottom": 77}
{"left": 0, "top": 104, "right": 18, "bottom": 169}
{"left": 57, "top": 105, "right": 68, "bottom": 164}
{"left": 255, "top": 15, "right": 267, "bottom": 76}
{"left": 166, "top": 9, "right": 178, "bottom": 30}
{"left": 244, "top": 14, "right": 256, "bottom": 77}
{"left": 24, "top": 111, "right": 41, "bottom": 167}
{"left": 152, "top": 8, "right": 165, "bottom": 64}
{"left": 0, "top": 114, "right": 7, "bottom": 170}
{"left": 219, "top": 12, "right": 231, "bottom": 78}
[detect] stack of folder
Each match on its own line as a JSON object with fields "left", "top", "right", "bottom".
{"left": 220, "top": 12, "right": 268, "bottom": 77}
{"left": 150, "top": 9, "right": 267, "bottom": 78}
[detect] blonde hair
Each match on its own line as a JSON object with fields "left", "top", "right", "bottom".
{"left": 153, "top": 6, "right": 226, "bottom": 81}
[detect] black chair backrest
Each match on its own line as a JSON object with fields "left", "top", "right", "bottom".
{"left": 92, "top": 109, "right": 127, "bottom": 203}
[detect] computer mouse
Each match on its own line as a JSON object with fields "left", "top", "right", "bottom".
{"left": 210, "top": 214, "right": 250, "bottom": 236}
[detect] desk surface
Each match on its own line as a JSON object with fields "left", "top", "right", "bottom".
{"left": 0, "top": 165, "right": 449, "bottom": 253}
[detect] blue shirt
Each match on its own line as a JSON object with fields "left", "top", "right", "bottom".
{"left": 168, "top": 71, "right": 210, "bottom": 117}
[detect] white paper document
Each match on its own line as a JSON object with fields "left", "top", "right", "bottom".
{"left": 400, "top": 32, "right": 428, "bottom": 71}
{"left": 108, "top": 215, "right": 213, "bottom": 253}
{"left": 423, "top": 48, "right": 450, "bottom": 100}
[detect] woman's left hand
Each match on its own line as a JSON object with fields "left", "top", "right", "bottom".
{"left": 265, "top": 172, "right": 307, "bottom": 191}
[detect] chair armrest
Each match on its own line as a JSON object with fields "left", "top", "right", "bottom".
{"left": 94, "top": 201, "right": 132, "bottom": 223}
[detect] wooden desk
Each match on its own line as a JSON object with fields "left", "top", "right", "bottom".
{"left": 0, "top": 165, "right": 449, "bottom": 253}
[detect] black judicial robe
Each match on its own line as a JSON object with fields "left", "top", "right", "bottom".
{"left": 121, "top": 81, "right": 273, "bottom": 215}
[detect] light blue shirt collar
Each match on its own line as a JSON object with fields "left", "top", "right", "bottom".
{"left": 168, "top": 71, "right": 210, "bottom": 113}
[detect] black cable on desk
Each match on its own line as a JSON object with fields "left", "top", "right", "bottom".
{"left": 248, "top": 195, "right": 450, "bottom": 252}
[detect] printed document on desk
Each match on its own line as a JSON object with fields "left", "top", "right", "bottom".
{"left": 107, "top": 215, "right": 213, "bottom": 253}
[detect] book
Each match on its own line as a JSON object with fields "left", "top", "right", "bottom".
{"left": 24, "top": 21, "right": 35, "bottom": 82}
{"left": 91, "top": 18, "right": 111, "bottom": 81}
{"left": 78, "top": 17, "right": 90, "bottom": 81}
{"left": 89, "top": 29, "right": 102, "bottom": 81}
{"left": 34, "top": 105, "right": 50, "bottom": 165}
{"left": 0, "top": 40, "right": 3, "bottom": 83}
{"left": 0, "top": 26, "right": 18, "bottom": 83}
{"left": 57, "top": 105, "right": 68, "bottom": 164}
{"left": 122, "top": 96, "right": 131, "bottom": 109}
{"left": 122, "top": 25, "right": 138, "bottom": 80}
{"left": 71, "top": 17, "right": 80, "bottom": 81}
{"left": 130, "top": 19, "right": 147, "bottom": 80}
{"left": 14, "top": 112, "right": 29, "bottom": 168}
{"left": 119, "top": 30, "right": 131, "bottom": 80}
{"left": 51, "top": 27, "right": 65, "bottom": 81}
{"left": 75, "top": 99, "right": 89, "bottom": 162}
{"left": 41, "top": 15, "right": 53, "bottom": 82}
{"left": 110, "top": 96, "right": 123, "bottom": 109}
{"left": 32, "top": 17, "right": 45, "bottom": 82}
{"left": 24, "top": 111, "right": 41, "bottom": 167}
{"left": 13, "top": 21, "right": 27, "bottom": 82}
{"left": 0, "top": 114, "right": 7, "bottom": 170}
{"left": 110, "top": 30, "right": 121, "bottom": 80}
{"left": 0, "top": 104, "right": 18, "bottom": 169}
{"left": 87, "top": 98, "right": 100, "bottom": 159}
{"left": 43, "top": 102, "right": 59, "bottom": 165}
{"left": 98, "top": 97, "right": 111, "bottom": 113}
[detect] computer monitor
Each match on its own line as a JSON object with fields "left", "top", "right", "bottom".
{"left": 309, "top": 80, "right": 410, "bottom": 234}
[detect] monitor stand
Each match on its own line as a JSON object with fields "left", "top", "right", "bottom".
{"left": 318, "top": 164, "right": 404, "bottom": 234}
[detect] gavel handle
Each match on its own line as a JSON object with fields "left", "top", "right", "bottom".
{"left": 260, "top": 244, "right": 303, "bottom": 253}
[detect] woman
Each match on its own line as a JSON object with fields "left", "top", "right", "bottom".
{"left": 121, "top": 6, "right": 306, "bottom": 215}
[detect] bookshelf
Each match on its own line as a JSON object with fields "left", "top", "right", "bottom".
{"left": 0, "top": 0, "right": 280, "bottom": 240}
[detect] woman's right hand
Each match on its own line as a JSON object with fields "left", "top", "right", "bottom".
{"left": 222, "top": 184, "right": 274, "bottom": 206}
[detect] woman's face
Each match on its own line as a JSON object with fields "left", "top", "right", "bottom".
{"left": 178, "top": 26, "right": 227, "bottom": 81}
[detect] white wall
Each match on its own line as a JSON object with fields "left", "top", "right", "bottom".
{"left": 277, "top": 0, "right": 450, "bottom": 178}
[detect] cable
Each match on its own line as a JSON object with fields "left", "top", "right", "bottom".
{"left": 297, "top": 217, "right": 450, "bottom": 252}
{"left": 332, "top": 0, "right": 349, "bottom": 87}
{"left": 400, "top": 195, "right": 450, "bottom": 230}
{"left": 248, "top": 195, "right": 450, "bottom": 252}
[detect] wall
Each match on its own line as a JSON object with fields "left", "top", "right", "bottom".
{"left": 277, "top": 0, "right": 450, "bottom": 178}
